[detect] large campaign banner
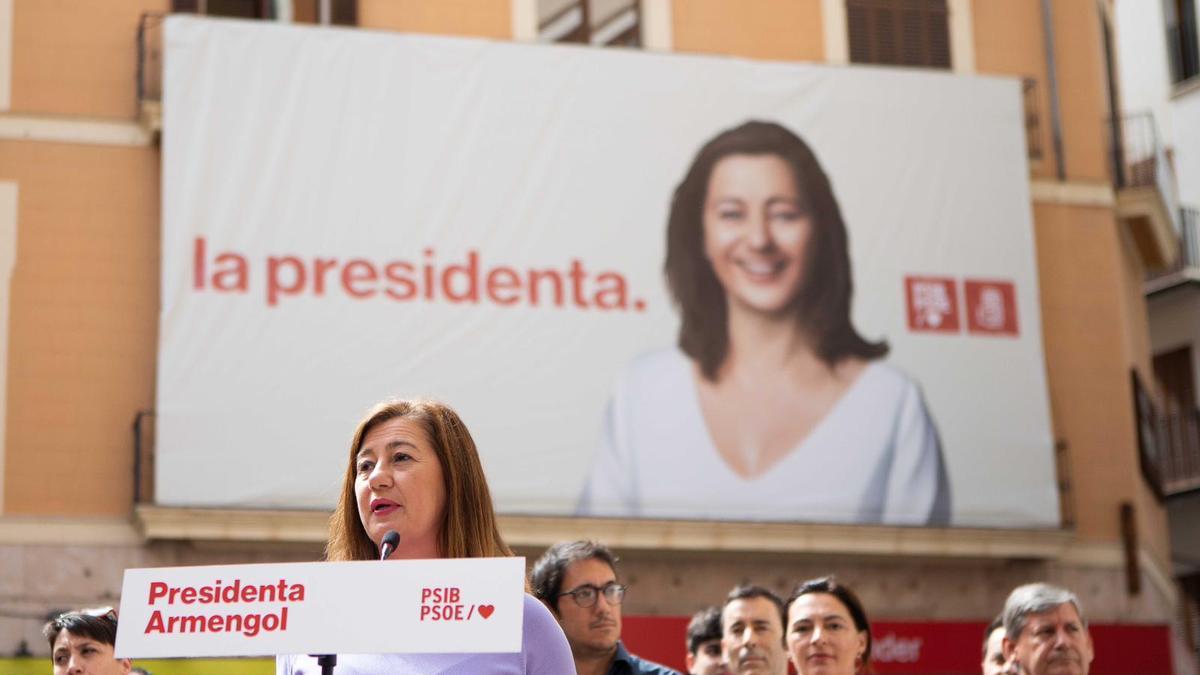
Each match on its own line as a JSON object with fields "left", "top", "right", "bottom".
{"left": 158, "top": 16, "right": 1057, "bottom": 527}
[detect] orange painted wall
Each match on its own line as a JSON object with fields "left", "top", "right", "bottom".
{"left": 1031, "top": 202, "right": 1168, "bottom": 562}
{"left": 1115, "top": 223, "right": 1171, "bottom": 566}
{"left": 1047, "top": 0, "right": 1112, "bottom": 182}
{"left": 359, "top": 0, "right": 512, "bottom": 39}
{"left": 671, "top": 0, "right": 824, "bottom": 62}
{"left": 0, "top": 140, "right": 160, "bottom": 516}
{"left": 10, "top": 0, "right": 169, "bottom": 119}
{"left": 971, "top": 0, "right": 1054, "bottom": 180}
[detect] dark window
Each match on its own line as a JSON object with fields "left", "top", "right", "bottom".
{"left": 538, "top": 0, "right": 641, "bottom": 47}
{"left": 1165, "top": 0, "right": 1200, "bottom": 83}
{"left": 846, "top": 0, "right": 951, "bottom": 69}
{"left": 172, "top": 0, "right": 356, "bottom": 26}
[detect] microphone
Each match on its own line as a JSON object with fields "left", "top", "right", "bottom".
{"left": 379, "top": 530, "right": 400, "bottom": 560}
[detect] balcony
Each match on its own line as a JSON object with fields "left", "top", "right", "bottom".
{"left": 1161, "top": 408, "right": 1200, "bottom": 496}
{"left": 1111, "top": 112, "right": 1181, "bottom": 271}
{"left": 1146, "top": 207, "right": 1200, "bottom": 295}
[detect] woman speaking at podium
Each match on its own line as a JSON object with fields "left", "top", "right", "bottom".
{"left": 277, "top": 399, "right": 574, "bottom": 674}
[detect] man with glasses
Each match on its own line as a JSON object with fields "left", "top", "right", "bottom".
{"left": 532, "top": 540, "right": 680, "bottom": 675}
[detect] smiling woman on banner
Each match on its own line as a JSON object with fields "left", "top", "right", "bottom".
{"left": 277, "top": 398, "right": 574, "bottom": 674}
{"left": 578, "top": 120, "right": 950, "bottom": 525}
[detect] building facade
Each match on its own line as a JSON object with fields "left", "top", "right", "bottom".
{"left": 0, "top": 1, "right": 1195, "bottom": 673}
{"left": 1115, "top": 0, "right": 1200, "bottom": 664}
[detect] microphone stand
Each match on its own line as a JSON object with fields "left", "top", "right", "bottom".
{"left": 311, "top": 532, "right": 398, "bottom": 674}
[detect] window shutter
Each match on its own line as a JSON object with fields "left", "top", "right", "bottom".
{"left": 847, "top": 0, "right": 951, "bottom": 69}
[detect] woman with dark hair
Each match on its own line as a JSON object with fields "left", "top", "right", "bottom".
{"left": 44, "top": 607, "right": 132, "bottom": 675}
{"left": 786, "top": 577, "right": 872, "bottom": 675}
{"left": 278, "top": 398, "right": 574, "bottom": 674}
{"left": 579, "top": 120, "right": 949, "bottom": 524}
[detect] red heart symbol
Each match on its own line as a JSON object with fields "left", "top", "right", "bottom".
{"left": 478, "top": 605, "right": 494, "bottom": 619}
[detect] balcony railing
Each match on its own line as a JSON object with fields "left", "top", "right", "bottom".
{"left": 1112, "top": 113, "right": 1178, "bottom": 202}
{"left": 1110, "top": 112, "right": 1183, "bottom": 269}
{"left": 1160, "top": 408, "right": 1200, "bottom": 496}
{"left": 1146, "top": 207, "right": 1200, "bottom": 290}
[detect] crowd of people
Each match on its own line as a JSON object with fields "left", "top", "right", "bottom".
{"left": 42, "top": 398, "right": 1094, "bottom": 675}
{"left": 528, "top": 539, "right": 1092, "bottom": 675}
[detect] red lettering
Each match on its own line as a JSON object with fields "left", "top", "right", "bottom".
{"left": 528, "top": 269, "right": 564, "bottom": 307}
{"left": 288, "top": 584, "right": 305, "bottom": 601}
{"left": 421, "top": 588, "right": 433, "bottom": 603}
{"left": 421, "top": 605, "right": 465, "bottom": 621}
{"left": 313, "top": 258, "right": 338, "bottom": 296}
{"left": 593, "top": 271, "right": 628, "bottom": 310}
{"left": 442, "top": 251, "right": 479, "bottom": 302}
{"left": 193, "top": 237, "right": 206, "bottom": 290}
{"left": 341, "top": 259, "right": 378, "bottom": 298}
{"left": 192, "top": 242, "right": 643, "bottom": 311}
{"left": 180, "top": 587, "right": 196, "bottom": 604}
{"left": 222, "top": 579, "right": 240, "bottom": 603}
{"left": 569, "top": 259, "right": 588, "bottom": 308}
{"left": 267, "top": 256, "right": 306, "bottom": 306}
{"left": 212, "top": 253, "right": 248, "bottom": 292}
{"left": 486, "top": 267, "right": 520, "bottom": 305}
{"left": 385, "top": 262, "right": 416, "bottom": 300}
{"left": 243, "top": 584, "right": 258, "bottom": 603}
{"left": 423, "top": 249, "right": 435, "bottom": 300}
{"left": 148, "top": 582, "right": 167, "bottom": 604}
{"left": 144, "top": 610, "right": 164, "bottom": 634}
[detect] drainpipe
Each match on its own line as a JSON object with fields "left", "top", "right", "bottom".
{"left": 1040, "top": 0, "right": 1067, "bottom": 181}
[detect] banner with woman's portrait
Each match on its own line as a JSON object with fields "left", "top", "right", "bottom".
{"left": 156, "top": 16, "right": 1058, "bottom": 527}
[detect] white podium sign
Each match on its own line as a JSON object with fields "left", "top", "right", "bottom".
{"left": 114, "top": 557, "right": 526, "bottom": 658}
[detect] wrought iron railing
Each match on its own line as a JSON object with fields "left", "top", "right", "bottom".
{"left": 1110, "top": 112, "right": 1181, "bottom": 235}
{"left": 1146, "top": 207, "right": 1200, "bottom": 285}
{"left": 1161, "top": 408, "right": 1200, "bottom": 496}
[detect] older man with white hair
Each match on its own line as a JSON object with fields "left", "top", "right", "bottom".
{"left": 1000, "top": 583, "right": 1094, "bottom": 675}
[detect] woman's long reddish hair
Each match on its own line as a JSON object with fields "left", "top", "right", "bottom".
{"left": 325, "top": 399, "right": 512, "bottom": 561}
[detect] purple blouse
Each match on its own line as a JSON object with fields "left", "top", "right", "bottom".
{"left": 276, "top": 594, "right": 574, "bottom": 675}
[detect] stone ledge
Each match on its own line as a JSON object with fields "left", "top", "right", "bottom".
{"left": 129, "top": 506, "right": 1085, "bottom": 559}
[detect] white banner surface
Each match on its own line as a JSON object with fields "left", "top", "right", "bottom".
{"left": 115, "top": 558, "right": 525, "bottom": 658}
{"left": 158, "top": 16, "right": 1058, "bottom": 527}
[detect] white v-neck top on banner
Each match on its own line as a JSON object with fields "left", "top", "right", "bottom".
{"left": 577, "top": 348, "right": 951, "bottom": 524}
